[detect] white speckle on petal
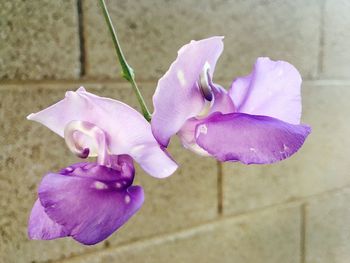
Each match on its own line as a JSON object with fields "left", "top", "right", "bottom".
{"left": 249, "top": 147, "right": 257, "bottom": 153}
{"left": 279, "top": 144, "right": 290, "bottom": 154}
{"left": 177, "top": 70, "right": 187, "bottom": 86}
{"left": 125, "top": 195, "right": 131, "bottom": 204}
{"left": 115, "top": 182, "right": 122, "bottom": 189}
{"left": 94, "top": 181, "right": 108, "bottom": 190}
{"left": 65, "top": 167, "right": 73, "bottom": 172}
{"left": 203, "top": 61, "right": 211, "bottom": 70}
{"left": 196, "top": 124, "right": 207, "bottom": 138}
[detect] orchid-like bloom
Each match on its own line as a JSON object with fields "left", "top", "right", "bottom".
{"left": 28, "top": 87, "right": 177, "bottom": 245}
{"left": 152, "top": 37, "right": 311, "bottom": 164}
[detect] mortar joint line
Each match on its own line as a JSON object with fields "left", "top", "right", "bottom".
{"left": 300, "top": 203, "right": 307, "bottom": 263}
{"left": 77, "top": 0, "right": 86, "bottom": 77}
{"left": 317, "top": 0, "right": 326, "bottom": 77}
{"left": 217, "top": 161, "right": 224, "bottom": 215}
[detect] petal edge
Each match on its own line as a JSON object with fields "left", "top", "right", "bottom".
{"left": 195, "top": 112, "right": 311, "bottom": 164}
{"left": 152, "top": 37, "right": 224, "bottom": 146}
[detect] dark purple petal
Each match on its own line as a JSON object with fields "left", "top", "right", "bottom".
{"left": 195, "top": 112, "right": 311, "bottom": 164}
{"left": 60, "top": 155, "right": 135, "bottom": 187}
{"left": 152, "top": 37, "right": 224, "bottom": 147}
{"left": 229, "top": 57, "right": 302, "bottom": 124}
{"left": 28, "top": 199, "right": 68, "bottom": 240}
{"left": 37, "top": 163, "right": 144, "bottom": 245}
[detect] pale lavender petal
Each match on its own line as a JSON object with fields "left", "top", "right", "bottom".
{"left": 177, "top": 118, "right": 210, "bottom": 156}
{"left": 229, "top": 57, "right": 302, "bottom": 124}
{"left": 27, "top": 87, "right": 177, "bottom": 178}
{"left": 152, "top": 37, "right": 224, "bottom": 146}
{"left": 209, "top": 85, "right": 235, "bottom": 115}
{"left": 38, "top": 172, "right": 144, "bottom": 245}
{"left": 28, "top": 199, "right": 67, "bottom": 240}
{"left": 195, "top": 112, "right": 311, "bottom": 164}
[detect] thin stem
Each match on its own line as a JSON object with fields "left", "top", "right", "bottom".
{"left": 98, "top": 0, "right": 152, "bottom": 121}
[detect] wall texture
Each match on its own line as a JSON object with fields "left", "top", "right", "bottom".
{"left": 0, "top": 0, "right": 349, "bottom": 262}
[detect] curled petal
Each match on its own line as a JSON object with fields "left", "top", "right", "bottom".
{"left": 177, "top": 118, "right": 210, "bottom": 156}
{"left": 152, "top": 37, "right": 224, "bottom": 147}
{"left": 229, "top": 57, "right": 302, "bottom": 124}
{"left": 38, "top": 170, "right": 144, "bottom": 245}
{"left": 28, "top": 199, "right": 67, "bottom": 240}
{"left": 178, "top": 85, "right": 234, "bottom": 155}
{"left": 208, "top": 85, "right": 235, "bottom": 115}
{"left": 27, "top": 87, "right": 177, "bottom": 178}
{"left": 195, "top": 112, "right": 311, "bottom": 164}
{"left": 64, "top": 120, "right": 108, "bottom": 163}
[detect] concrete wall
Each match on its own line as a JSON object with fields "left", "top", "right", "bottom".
{"left": 0, "top": 0, "right": 349, "bottom": 262}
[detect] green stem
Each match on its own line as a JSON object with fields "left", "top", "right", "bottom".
{"left": 98, "top": 0, "right": 152, "bottom": 121}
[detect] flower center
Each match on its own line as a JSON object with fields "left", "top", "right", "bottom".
{"left": 198, "top": 62, "right": 213, "bottom": 101}
{"left": 64, "top": 121, "right": 112, "bottom": 167}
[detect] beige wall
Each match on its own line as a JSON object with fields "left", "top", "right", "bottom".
{"left": 0, "top": 0, "right": 349, "bottom": 262}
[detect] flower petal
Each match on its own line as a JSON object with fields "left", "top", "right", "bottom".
{"left": 28, "top": 199, "right": 68, "bottom": 240}
{"left": 195, "top": 112, "right": 311, "bottom": 164}
{"left": 38, "top": 172, "right": 144, "bottom": 245}
{"left": 60, "top": 160, "right": 135, "bottom": 187}
{"left": 209, "top": 85, "right": 235, "bottom": 115}
{"left": 152, "top": 37, "right": 224, "bottom": 146}
{"left": 229, "top": 57, "right": 302, "bottom": 124}
{"left": 27, "top": 87, "right": 177, "bottom": 178}
{"left": 177, "top": 118, "right": 210, "bottom": 156}
{"left": 177, "top": 85, "right": 234, "bottom": 155}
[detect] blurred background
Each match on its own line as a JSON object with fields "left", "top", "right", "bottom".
{"left": 0, "top": 0, "right": 349, "bottom": 262}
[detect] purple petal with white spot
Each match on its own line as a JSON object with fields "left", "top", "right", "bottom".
{"left": 229, "top": 57, "right": 302, "bottom": 124}
{"left": 152, "top": 37, "right": 224, "bottom": 147}
{"left": 37, "top": 163, "right": 144, "bottom": 245}
{"left": 27, "top": 87, "right": 177, "bottom": 178}
{"left": 195, "top": 112, "right": 311, "bottom": 164}
{"left": 60, "top": 158, "right": 135, "bottom": 187}
{"left": 28, "top": 199, "right": 67, "bottom": 240}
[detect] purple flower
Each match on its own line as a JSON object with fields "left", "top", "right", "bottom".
{"left": 29, "top": 158, "right": 143, "bottom": 245}
{"left": 151, "top": 37, "right": 311, "bottom": 164}
{"left": 28, "top": 87, "right": 177, "bottom": 178}
{"left": 28, "top": 87, "right": 177, "bottom": 244}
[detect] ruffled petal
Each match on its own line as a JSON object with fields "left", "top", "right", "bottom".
{"left": 195, "top": 112, "right": 311, "bottom": 164}
{"left": 152, "top": 37, "right": 224, "bottom": 146}
{"left": 38, "top": 171, "right": 144, "bottom": 245}
{"left": 28, "top": 199, "right": 67, "bottom": 240}
{"left": 59, "top": 160, "right": 135, "bottom": 187}
{"left": 27, "top": 87, "right": 177, "bottom": 178}
{"left": 229, "top": 57, "right": 302, "bottom": 124}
